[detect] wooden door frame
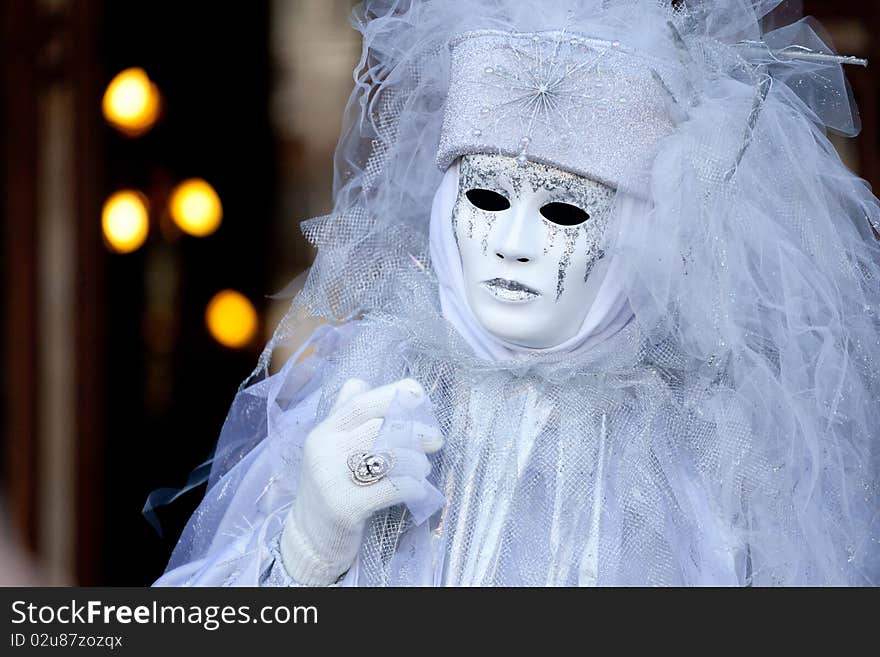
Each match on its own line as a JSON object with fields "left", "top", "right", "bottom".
{"left": 2, "top": 0, "right": 104, "bottom": 584}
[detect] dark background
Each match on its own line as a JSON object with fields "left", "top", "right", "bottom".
{"left": 1, "top": 0, "right": 877, "bottom": 585}
{"left": 100, "top": 3, "right": 275, "bottom": 584}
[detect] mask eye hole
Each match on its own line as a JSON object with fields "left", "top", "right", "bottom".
{"left": 539, "top": 202, "right": 589, "bottom": 226}
{"left": 465, "top": 188, "right": 510, "bottom": 212}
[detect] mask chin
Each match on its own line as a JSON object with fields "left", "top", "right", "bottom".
{"left": 472, "top": 250, "right": 612, "bottom": 349}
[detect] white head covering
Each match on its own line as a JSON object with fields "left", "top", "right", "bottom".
{"left": 436, "top": 29, "right": 682, "bottom": 194}
{"left": 429, "top": 159, "right": 637, "bottom": 361}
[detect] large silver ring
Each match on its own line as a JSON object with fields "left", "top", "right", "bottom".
{"left": 347, "top": 451, "right": 395, "bottom": 486}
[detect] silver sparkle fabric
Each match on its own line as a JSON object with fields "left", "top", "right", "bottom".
{"left": 156, "top": 0, "right": 880, "bottom": 587}
{"left": 437, "top": 30, "right": 681, "bottom": 191}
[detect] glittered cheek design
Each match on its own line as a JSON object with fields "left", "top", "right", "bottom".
{"left": 452, "top": 157, "right": 514, "bottom": 255}
{"left": 541, "top": 203, "right": 608, "bottom": 301}
{"left": 461, "top": 188, "right": 510, "bottom": 255}
{"left": 538, "top": 201, "right": 595, "bottom": 301}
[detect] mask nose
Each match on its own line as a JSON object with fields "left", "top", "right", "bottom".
{"left": 491, "top": 202, "right": 540, "bottom": 263}
{"left": 494, "top": 250, "right": 531, "bottom": 263}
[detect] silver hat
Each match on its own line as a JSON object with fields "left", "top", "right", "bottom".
{"left": 437, "top": 29, "right": 680, "bottom": 191}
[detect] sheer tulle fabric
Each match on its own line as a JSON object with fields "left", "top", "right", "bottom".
{"left": 156, "top": 0, "right": 880, "bottom": 586}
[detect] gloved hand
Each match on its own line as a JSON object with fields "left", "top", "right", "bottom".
{"left": 279, "top": 377, "right": 444, "bottom": 585}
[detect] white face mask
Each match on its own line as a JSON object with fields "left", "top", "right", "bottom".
{"left": 452, "top": 153, "right": 615, "bottom": 348}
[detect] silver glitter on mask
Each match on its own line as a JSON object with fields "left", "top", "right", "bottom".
{"left": 455, "top": 156, "right": 511, "bottom": 254}
{"left": 454, "top": 153, "right": 614, "bottom": 301}
{"left": 480, "top": 214, "right": 497, "bottom": 255}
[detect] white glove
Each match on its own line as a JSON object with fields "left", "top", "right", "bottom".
{"left": 279, "top": 377, "right": 444, "bottom": 585}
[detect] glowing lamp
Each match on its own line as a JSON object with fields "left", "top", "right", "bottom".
{"left": 102, "top": 190, "right": 150, "bottom": 253}
{"left": 102, "top": 68, "right": 161, "bottom": 137}
{"left": 169, "top": 178, "right": 223, "bottom": 237}
{"left": 206, "top": 290, "right": 258, "bottom": 349}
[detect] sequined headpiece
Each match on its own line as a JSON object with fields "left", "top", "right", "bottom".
{"left": 436, "top": 29, "right": 681, "bottom": 190}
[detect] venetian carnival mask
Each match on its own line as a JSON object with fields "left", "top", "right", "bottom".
{"left": 452, "top": 153, "right": 615, "bottom": 348}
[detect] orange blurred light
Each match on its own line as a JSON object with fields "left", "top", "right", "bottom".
{"left": 102, "top": 68, "right": 160, "bottom": 137}
{"left": 206, "top": 290, "right": 258, "bottom": 349}
{"left": 169, "top": 178, "right": 223, "bottom": 237}
{"left": 102, "top": 190, "right": 150, "bottom": 253}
